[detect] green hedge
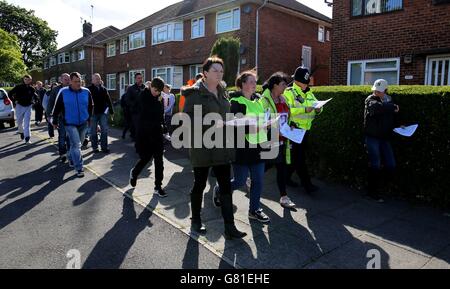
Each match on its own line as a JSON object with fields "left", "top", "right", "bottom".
{"left": 308, "top": 85, "right": 450, "bottom": 207}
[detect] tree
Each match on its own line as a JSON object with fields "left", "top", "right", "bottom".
{"left": 0, "top": 0, "right": 58, "bottom": 69}
{"left": 210, "top": 37, "right": 240, "bottom": 87}
{"left": 0, "top": 28, "right": 26, "bottom": 83}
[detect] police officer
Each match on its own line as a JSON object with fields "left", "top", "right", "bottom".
{"left": 283, "top": 67, "right": 322, "bottom": 193}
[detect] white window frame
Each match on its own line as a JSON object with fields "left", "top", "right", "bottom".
{"left": 347, "top": 58, "right": 400, "bottom": 85}
{"left": 50, "top": 56, "right": 56, "bottom": 67}
{"left": 120, "top": 38, "right": 128, "bottom": 54}
{"left": 152, "top": 22, "right": 184, "bottom": 45}
{"left": 129, "top": 69, "right": 146, "bottom": 85}
{"left": 78, "top": 49, "right": 85, "bottom": 61}
{"left": 129, "top": 30, "right": 146, "bottom": 50}
{"left": 71, "top": 51, "right": 77, "bottom": 62}
{"left": 152, "top": 66, "right": 183, "bottom": 89}
{"left": 326, "top": 30, "right": 331, "bottom": 41}
{"left": 191, "top": 16, "right": 205, "bottom": 39}
{"left": 106, "top": 74, "right": 117, "bottom": 91}
{"left": 425, "top": 54, "right": 450, "bottom": 86}
{"left": 58, "top": 53, "right": 64, "bottom": 64}
{"left": 318, "top": 25, "right": 325, "bottom": 42}
{"left": 107, "top": 42, "right": 116, "bottom": 57}
{"left": 216, "top": 7, "right": 240, "bottom": 34}
{"left": 189, "top": 64, "right": 203, "bottom": 80}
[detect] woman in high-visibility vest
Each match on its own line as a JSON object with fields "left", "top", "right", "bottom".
{"left": 214, "top": 70, "right": 271, "bottom": 223}
{"left": 259, "top": 72, "right": 296, "bottom": 209}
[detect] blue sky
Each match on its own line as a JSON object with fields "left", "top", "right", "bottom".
{"left": 7, "top": 0, "right": 333, "bottom": 49}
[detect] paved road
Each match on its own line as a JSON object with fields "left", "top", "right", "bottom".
{"left": 0, "top": 127, "right": 231, "bottom": 269}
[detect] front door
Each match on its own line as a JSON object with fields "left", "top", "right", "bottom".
{"left": 119, "top": 73, "right": 127, "bottom": 96}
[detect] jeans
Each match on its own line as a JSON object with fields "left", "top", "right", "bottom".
{"left": 365, "top": 136, "right": 396, "bottom": 170}
{"left": 58, "top": 121, "right": 69, "bottom": 156}
{"left": 231, "top": 162, "right": 265, "bottom": 213}
{"left": 91, "top": 114, "right": 109, "bottom": 150}
{"left": 65, "top": 123, "right": 88, "bottom": 172}
{"left": 15, "top": 104, "right": 32, "bottom": 138}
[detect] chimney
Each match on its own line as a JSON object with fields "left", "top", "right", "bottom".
{"left": 83, "top": 20, "right": 93, "bottom": 37}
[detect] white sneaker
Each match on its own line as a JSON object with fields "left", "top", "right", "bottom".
{"left": 280, "top": 196, "right": 296, "bottom": 209}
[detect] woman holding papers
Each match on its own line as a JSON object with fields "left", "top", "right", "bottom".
{"left": 283, "top": 67, "right": 322, "bottom": 194}
{"left": 364, "top": 79, "right": 400, "bottom": 203}
{"left": 183, "top": 56, "right": 246, "bottom": 239}
{"left": 216, "top": 70, "right": 271, "bottom": 223}
{"left": 259, "top": 72, "right": 296, "bottom": 209}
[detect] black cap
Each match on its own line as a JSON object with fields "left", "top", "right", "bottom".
{"left": 292, "top": 67, "right": 311, "bottom": 84}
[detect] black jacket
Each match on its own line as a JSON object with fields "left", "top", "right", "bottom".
{"left": 125, "top": 83, "right": 145, "bottom": 114}
{"left": 9, "top": 83, "right": 37, "bottom": 107}
{"left": 134, "top": 88, "right": 165, "bottom": 156}
{"left": 87, "top": 84, "right": 114, "bottom": 115}
{"left": 229, "top": 91, "right": 264, "bottom": 165}
{"left": 47, "top": 85, "right": 65, "bottom": 116}
{"left": 364, "top": 94, "right": 398, "bottom": 139}
{"left": 35, "top": 88, "right": 47, "bottom": 105}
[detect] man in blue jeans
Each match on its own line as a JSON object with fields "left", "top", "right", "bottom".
{"left": 88, "top": 73, "right": 114, "bottom": 154}
{"left": 52, "top": 72, "right": 93, "bottom": 177}
{"left": 364, "top": 79, "right": 400, "bottom": 202}
{"left": 48, "top": 73, "right": 71, "bottom": 162}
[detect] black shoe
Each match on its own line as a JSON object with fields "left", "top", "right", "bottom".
{"left": 102, "top": 149, "right": 110, "bottom": 154}
{"left": 303, "top": 184, "right": 319, "bottom": 194}
{"left": 77, "top": 171, "right": 85, "bottom": 178}
{"left": 129, "top": 169, "right": 137, "bottom": 188}
{"left": 249, "top": 209, "right": 271, "bottom": 223}
{"left": 24, "top": 137, "right": 31, "bottom": 144}
{"left": 93, "top": 148, "right": 100, "bottom": 153}
{"left": 286, "top": 179, "right": 299, "bottom": 188}
{"left": 224, "top": 224, "right": 247, "bottom": 240}
{"left": 60, "top": 155, "right": 67, "bottom": 163}
{"left": 19, "top": 133, "right": 24, "bottom": 140}
{"left": 82, "top": 138, "right": 89, "bottom": 147}
{"left": 154, "top": 188, "right": 167, "bottom": 198}
{"left": 191, "top": 221, "right": 207, "bottom": 234}
{"left": 213, "top": 184, "right": 222, "bottom": 208}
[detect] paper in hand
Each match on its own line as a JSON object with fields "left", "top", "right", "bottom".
{"left": 393, "top": 124, "right": 418, "bottom": 137}
{"left": 280, "top": 123, "right": 306, "bottom": 144}
{"left": 313, "top": 98, "right": 333, "bottom": 109}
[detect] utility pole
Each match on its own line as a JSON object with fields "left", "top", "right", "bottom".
{"left": 90, "top": 5, "right": 94, "bottom": 81}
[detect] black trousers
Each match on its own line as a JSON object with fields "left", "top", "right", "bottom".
{"left": 132, "top": 148, "right": 164, "bottom": 190}
{"left": 35, "top": 104, "right": 44, "bottom": 123}
{"left": 191, "top": 164, "right": 234, "bottom": 223}
{"left": 289, "top": 132, "right": 312, "bottom": 186}
{"left": 122, "top": 109, "right": 135, "bottom": 138}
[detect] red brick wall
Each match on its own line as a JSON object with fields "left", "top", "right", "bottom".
{"left": 258, "top": 7, "right": 331, "bottom": 85}
{"left": 331, "top": 0, "right": 450, "bottom": 85}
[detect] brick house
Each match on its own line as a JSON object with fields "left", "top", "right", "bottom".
{"left": 331, "top": 0, "right": 450, "bottom": 86}
{"left": 42, "top": 22, "right": 120, "bottom": 85}
{"left": 99, "top": 0, "right": 332, "bottom": 99}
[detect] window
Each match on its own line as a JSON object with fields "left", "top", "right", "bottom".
{"left": 348, "top": 58, "right": 400, "bottom": 85}
{"left": 120, "top": 38, "right": 128, "bottom": 54}
{"left": 352, "top": 0, "right": 403, "bottom": 17}
{"left": 50, "top": 57, "right": 56, "bottom": 67}
{"left": 326, "top": 30, "right": 331, "bottom": 41}
{"left": 107, "top": 42, "right": 116, "bottom": 57}
{"left": 129, "top": 31, "right": 146, "bottom": 50}
{"left": 318, "top": 25, "right": 325, "bottom": 42}
{"left": 64, "top": 52, "right": 70, "bottom": 63}
{"left": 129, "top": 69, "right": 146, "bottom": 85}
{"left": 152, "top": 22, "right": 183, "bottom": 45}
{"left": 191, "top": 17, "right": 205, "bottom": 39}
{"left": 71, "top": 51, "right": 77, "bottom": 62}
{"left": 106, "top": 74, "right": 117, "bottom": 90}
{"left": 216, "top": 8, "right": 240, "bottom": 34}
{"left": 426, "top": 56, "right": 450, "bottom": 86}
{"left": 190, "top": 64, "right": 203, "bottom": 80}
{"left": 58, "top": 53, "right": 64, "bottom": 64}
{"left": 152, "top": 66, "right": 183, "bottom": 89}
{"left": 78, "top": 49, "right": 85, "bottom": 61}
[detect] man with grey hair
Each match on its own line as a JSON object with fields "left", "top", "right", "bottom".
{"left": 48, "top": 73, "right": 71, "bottom": 162}
{"left": 87, "top": 73, "right": 114, "bottom": 154}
